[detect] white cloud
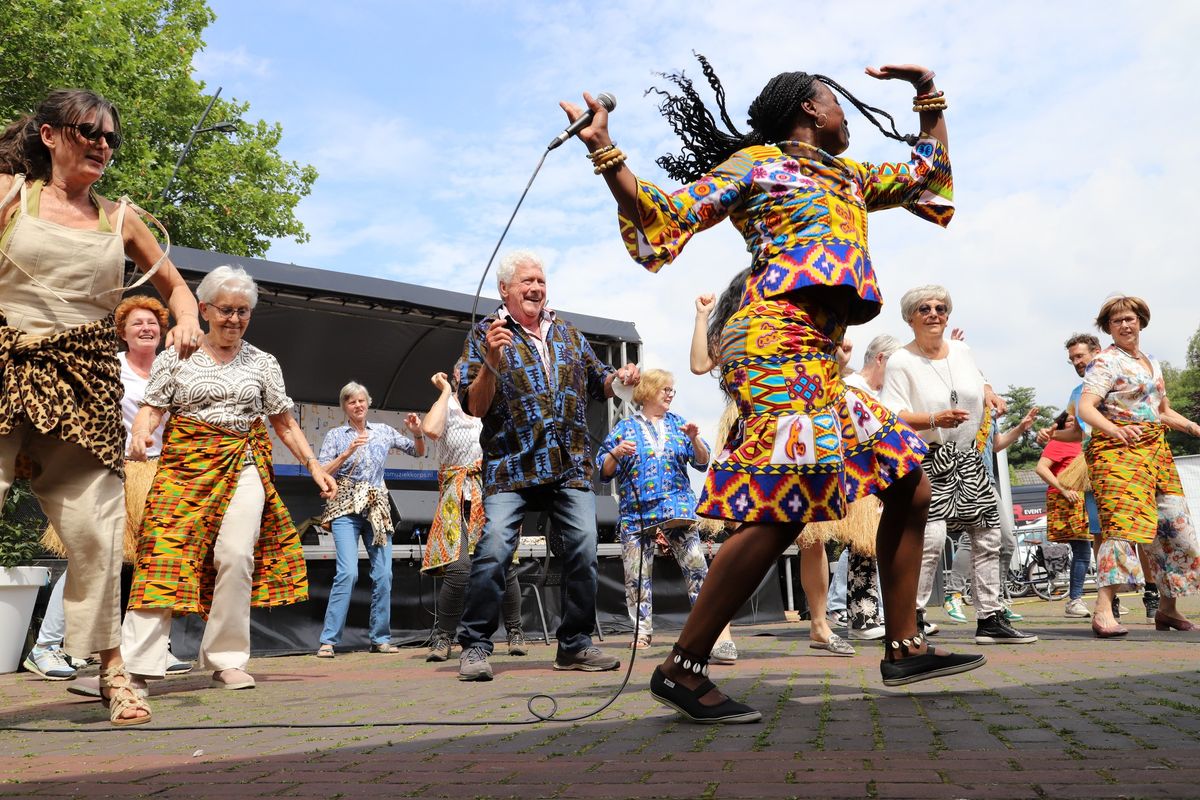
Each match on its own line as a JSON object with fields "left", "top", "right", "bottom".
{"left": 192, "top": 45, "right": 272, "bottom": 82}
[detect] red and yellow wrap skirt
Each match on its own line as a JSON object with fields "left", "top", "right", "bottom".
{"left": 1086, "top": 421, "right": 1182, "bottom": 545}
{"left": 127, "top": 415, "right": 307, "bottom": 614}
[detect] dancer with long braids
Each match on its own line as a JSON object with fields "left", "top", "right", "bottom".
{"left": 562, "top": 56, "right": 984, "bottom": 724}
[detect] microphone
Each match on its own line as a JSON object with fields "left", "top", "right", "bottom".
{"left": 547, "top": 92, "right": 616, "bottom": 151}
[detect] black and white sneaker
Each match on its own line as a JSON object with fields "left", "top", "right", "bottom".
{"left": 917, "top": 608, "right": 939, "bottom": 637}
{"left": 974, "top": 611, "right": 1038, "bottom": 644}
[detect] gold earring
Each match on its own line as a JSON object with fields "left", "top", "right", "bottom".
{"left": 815, "top": 113, "right": 828, "bottom": 129}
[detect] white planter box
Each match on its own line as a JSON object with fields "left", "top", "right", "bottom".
{"left": 0, "top": 566, "right": 50, "bottom": 674}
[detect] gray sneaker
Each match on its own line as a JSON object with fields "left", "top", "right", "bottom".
{"left": 426, "top": 633, "right": 452, "bottom": 663}
{"left": 458, "top": 645, "right": 493, "bottom": 681}
{"left": 23, "top": 646, "right": 76, "bottom": 680}
{"left": 553, "top": 646, "right": 620, "bottom": 672}
{"left": 507, "top": 629, "right": 529, "bottom": 657}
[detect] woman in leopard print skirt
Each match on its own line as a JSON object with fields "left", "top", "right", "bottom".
{"left": 0, "top": 89, "right": 201, "bottom": 725}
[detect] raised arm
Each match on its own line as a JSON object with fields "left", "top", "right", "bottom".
{"left": 559, "top": 92, "right": 640, "bottom": 223}
{"left": 422, "top": 372, "right": 453, "bottom": 441}
{"left": 691, "top": 294, "right": 717, "bottom": 375}
{"left": 865, "top": 64, "right": 947, "bottom": 149}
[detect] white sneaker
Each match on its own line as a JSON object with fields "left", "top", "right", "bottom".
{"left": 849, "top": 624, "right": 886, "bottom": 641}
{"left": 1064, "top": 598, "right": 1091, "bottom": 618}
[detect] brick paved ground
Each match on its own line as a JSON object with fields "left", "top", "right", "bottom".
{"left": 2, "top": 593, "right": 1199, "bottom": 799}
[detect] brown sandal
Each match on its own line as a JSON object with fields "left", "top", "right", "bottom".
{"left": 100, "top": 666, "right": 153, "bottom": 727}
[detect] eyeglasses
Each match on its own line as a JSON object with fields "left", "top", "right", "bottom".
{"left": 62, "top": 122, "right": 122, "bottom": 150}
{"left": 916, "top": 303, "right": 948, "bottom": 317}
{"left": 662, "top": 387, "right": 677, "bottom": 398}
{"left": 211, "top": 305, "right": 252, "bottom": 320}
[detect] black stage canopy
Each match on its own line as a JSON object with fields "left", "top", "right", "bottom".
{"left": 166, "top": 245, "right": 642, "bottom": 415}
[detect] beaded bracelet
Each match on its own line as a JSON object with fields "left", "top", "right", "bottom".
{"left": 586, "top": 143, "right": 617, "bottom": 162}
{"left": 591, "top": 145, "right": 624, "bottom": 166}
{"left": 594, "top": 152, "right": 627, "bottom": 175}
{"left": 914, "top": 88, "right": 944, "bottom": 102}
{"left": 913, "top": 99, "right": 948, "bottom": 113}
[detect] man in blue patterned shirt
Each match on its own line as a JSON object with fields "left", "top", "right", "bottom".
{"left": 454, "top": 250, "right": 639, "bottom": 680}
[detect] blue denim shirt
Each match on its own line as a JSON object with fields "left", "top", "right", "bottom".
{"left": 458, "top": 307, "right": 614, "bottom": 496}
{"left": 318, "top": 422, "right": 419, "bottom": 487}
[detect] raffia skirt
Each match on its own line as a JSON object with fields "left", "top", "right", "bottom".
{"left": 697, "top": 297, "right": 926, "bottom": 526}
{"left": 42, "top": 458, "right": 158, "bottom": 563}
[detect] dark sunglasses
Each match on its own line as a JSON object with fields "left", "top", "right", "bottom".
{"left": 63, "top": 122, "right": 122, "bottom": 150}
{"left": 917, "top": 303, "right": 948, "bottom": 317}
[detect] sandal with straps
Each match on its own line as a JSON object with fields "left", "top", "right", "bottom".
{"left": 100, "top": 665, "right": 153, "bottom": 727}
{"left": 649, "top": 644, "right": 762, "bottom": 725}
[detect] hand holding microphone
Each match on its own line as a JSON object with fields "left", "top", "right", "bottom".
{"left": 554, "top": 92, "right": 617, "bottom": 151}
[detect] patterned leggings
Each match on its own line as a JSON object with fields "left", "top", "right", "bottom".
{"left": 620, "top": 527, "right": 709, "bottom": 639}
{"left": 847, "top": 549, "right": 883, "bottom": 628}
{"left": 1096, "top": 494, "right": 1200, "bottom": 597}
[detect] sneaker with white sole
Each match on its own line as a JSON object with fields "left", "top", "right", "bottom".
{"left": 1002, "top": 606, "right": 1024, "bottom": 622}
{"left": 943, "top": 593, "right": 968, "bottom": 623}
{"left": 458, "top": 645, "right": 493, "bottom": 681}
{"left": 917, "top": 608, "right": 939, "bottom": 637}
{"left": 1064, "top": 599, "right": 1091, "bottom": 618}
{"left": 975, "top": 611, "right": 1038, "bottom": 644}
{"left": 23, "top": 646, "right": 76, "bottom": 680}
{"left": 849, "top": 623, "right": 886, "bottom": 641}
{"left": 553, "top": 646, "right": 620, "bottom": 672}
{"left": 165, "top": 648, "right": 193, "bottom": 675}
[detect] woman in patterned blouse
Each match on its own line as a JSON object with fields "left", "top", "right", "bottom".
{"left": 315, "top": 382, "right": 425, "bottom": 657}
{"left": 124, "top": 265, "right": 336, "bottom": 693}
{"left": 563, "top": 55, "right": 984, "bottom": 723}
{"left": 1078, "top": 295, "right": 1200, "bottom": 636}
{"left": 598, "top": 369, "right": 736, "bottom": 662}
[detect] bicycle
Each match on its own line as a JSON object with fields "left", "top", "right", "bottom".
{"left": 948, "top": 526, "right": 1071, "bottom": 604}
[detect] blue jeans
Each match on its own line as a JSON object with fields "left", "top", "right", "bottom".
{"left": 458, "top": 485, "right": 597, "bottom": 655}
{"left": 1068, "top": 539, "right": 1092, "bottom": 600}
{"left": 827, "top": 549, "right": 849, "bottom": 615}
{"left": 320, "top": 514, "right": 393, "bottom": 646}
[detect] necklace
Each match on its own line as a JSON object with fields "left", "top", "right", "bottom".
{"left": 204, "top": 337, "right": 241, "bottom": 366}
{"left": 919, "top": 348, "right": 958, "bottom": 407}
{"left": 1114, "top": 345, "right": 1143, "bottom": 362}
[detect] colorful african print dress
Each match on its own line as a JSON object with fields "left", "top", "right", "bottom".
{"left": 618, "top": 138, "right": 953, "bottom": 523}
{"left": 1083, "top": 346, "right": 1200, "bottom": 596}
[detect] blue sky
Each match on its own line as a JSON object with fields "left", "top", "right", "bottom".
{"left": 193, "top": 1, "right": 1200, "bottom": 437}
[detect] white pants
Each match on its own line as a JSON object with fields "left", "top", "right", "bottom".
{"left": 0, "top": 423, "right": 124, "bottom": 656}
{"left": 916, "top": 519, "right": 1002, "bottom": 616}
{"left": 122, "top": 464, "right": 264, "bottom": 677}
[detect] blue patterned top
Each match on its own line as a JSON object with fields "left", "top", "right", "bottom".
{"left": 458, "top": 307, "right": 614, "bottom": 496}
{"left": 597, "top": 411, "right": 709, "bottom": 539}
{"left": 318, "top": 422, "right": 420, "bottom": 487}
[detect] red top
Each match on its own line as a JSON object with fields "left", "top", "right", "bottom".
{"left": 1041, "top": 439, "right": 1081, "bottom": 495}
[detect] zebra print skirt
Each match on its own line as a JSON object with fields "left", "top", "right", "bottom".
{"left": 924, "top": 442, "right": 999, "bottom": 530}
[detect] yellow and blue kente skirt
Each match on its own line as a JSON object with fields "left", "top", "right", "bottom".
{"left": 697, "top": 297, "right": 926, "bottom": 524}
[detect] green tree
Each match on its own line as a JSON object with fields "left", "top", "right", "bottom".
{"left": 0, "top": 0, "right": 316, "bottom": 257}
{"left": 1163, "top": 324, "right": 1200, "bottom": 457}
{"left": 999, "top": 385, "right": 1059, "bottom": 470}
